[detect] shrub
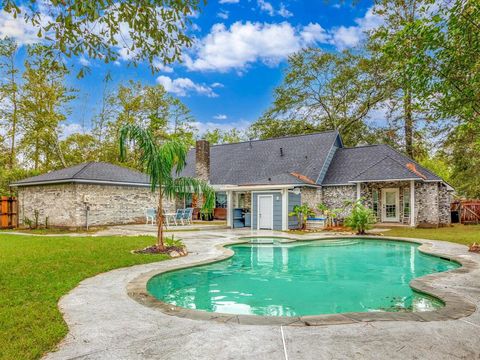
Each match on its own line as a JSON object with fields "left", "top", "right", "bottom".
{"left": 316, "top": 203, "right": 342, "bottom": 228}
{"left": 289, "top": 203, "right": 315, "bottom": 230}
{"left": 344, "top": 199, "right": 376, "bottom": 235}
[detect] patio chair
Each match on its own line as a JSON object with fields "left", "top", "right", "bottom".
{"left": 145, "top": 208, "right": 156, "bottom": 225}
{"left": 182, "top": 208, "right": 193, "bottom": 225}
{"left": 175, "top": 209, "right": 185, "bottom": 225}
{"left": 163, "top": 210, "right": 176, "bottom": 227}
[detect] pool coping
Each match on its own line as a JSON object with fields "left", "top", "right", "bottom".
{"left": 127, "top": 235, "right": 478, "bottom": 326}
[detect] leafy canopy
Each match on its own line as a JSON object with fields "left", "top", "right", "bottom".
{"left": 2, "top": 0, "right": 205, "bottom": 74}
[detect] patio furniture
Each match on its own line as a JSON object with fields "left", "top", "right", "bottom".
{"left": 182, "top": 208, "right": 193, "bottom": 225}
{"left": 175, "top": 209, "right": 185, "bottom": 225}
{"left": 145, "top": 208, "right": 157, "bottom": 225}
{"left": 163, "top": 210, "right": 177, "bottom": 227}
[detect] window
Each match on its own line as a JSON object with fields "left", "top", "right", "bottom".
{"left": 215, "top": 192, "right": 227, "bottom": 208}
{"left": 403, "top": 188, "right": 410, "bottom": 218}
{"left": 183, "top": 193, "right": 193, "bottom": 208}
{"left": 372, "top": 189, "right": 379, "bottom": 217}
{"left": 237, "top": 193, "right": 246, "bottom": 208}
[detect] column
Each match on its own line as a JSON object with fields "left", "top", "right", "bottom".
{"left": 410, "top": 180, "right": 415, "bottom": 227}
{"left": 226, "top": 191, "right": 233, "bottom": 228}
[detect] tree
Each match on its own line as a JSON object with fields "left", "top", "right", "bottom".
{"left": 368, "top": 0, "right": 440, "bottom": 159}
{"left": 99, "top": 81, "right": 198, "bottom": 169}
{"left": 60, "top": 133, "right": 98, "bottom": 165}
{"left": 0, "top": 38, "right": 21, "bottom": 169}
{"left": 19, "top": 45, "right": 76, "bottom": 171}
{"left": 251, "top": 48, "right": 385, "bottom": 146}
{"left": 119, "top": 124, "right": 214, "bottom": 251}
{"left": 203, "top": 128, "right": 246, "bottom": 145}
{"left": 2, "top": 0, "right": 204, "bottom": 74}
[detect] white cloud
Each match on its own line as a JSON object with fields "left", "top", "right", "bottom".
{"left": 152, "top": 58, "right": 174, "bottom": 73}
{"left": 257, "top": 0, "right": 275, "bottom": 16}
{"left": 184, "top": 21, "right": 327, "bottom": 72}
{"left": 217, "top": 10, "right": 229, "bottom": 19}
{"left": 219, "top": 0, "right": 239, "bottom": 3}
{"left": 60, "top": 123, "right": 84, "bottom": 139}
{"left": 300, "top": 23, "right": 329, "bottom": 44}
{"left": 329, "top": 7, "right": 383, "bottom": 50}
{"left": 213, "top": 114, "right": 228, "bottom": 120}
{"left": 0, "top": 7, "right": 50, "bottom": 45}
{"left": 79, "top": 56, "right": 90, "bottom": 66}
{"left": 156, "top": 75, "right": 218, "bottom": 97}
{"left": 278, "top": 3, "right": 293, "bottom": 18}
{"left": 211, "top": 82, "right": 224, "bottom": 88}
{"left": 257, "top": 0, "right": 292, "bottom": 18}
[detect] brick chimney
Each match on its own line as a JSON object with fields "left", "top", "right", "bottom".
{"left": 195, "top": 139, "right": 210, "bottom": 182}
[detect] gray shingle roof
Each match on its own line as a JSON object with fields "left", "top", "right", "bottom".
{"left": 11, "top": 162, "right": 150, "bottom": 187}
{"left": 322, "top": 145, "right": 442, "bottom": 185}
{"left": 178, "top": 131, "right": 340, "bottom": 186}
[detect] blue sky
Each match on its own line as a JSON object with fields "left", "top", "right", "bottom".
{"left": 0, "top": 0, "right": 379, "bottom": 137}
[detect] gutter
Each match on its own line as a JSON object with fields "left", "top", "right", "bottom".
{"left": 10, "top": 179, "right": 152, "bottom": 188}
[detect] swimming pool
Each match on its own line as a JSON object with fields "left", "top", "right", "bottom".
{"left": 147, "top": 238, "right": 459, "bottom": 317}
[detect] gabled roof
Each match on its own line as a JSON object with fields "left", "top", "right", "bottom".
{"left": 11, "top": 162, "right": 150, "bottom": 187}
{"left": 322, "top": 144, "right": 442, "bottom": 185}
{"left": 179, "top": 131, "right": 340, "bottom": 186}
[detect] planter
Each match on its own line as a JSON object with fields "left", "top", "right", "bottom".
{"left": 305, "top": 217, "right": 326, "bottom": 230}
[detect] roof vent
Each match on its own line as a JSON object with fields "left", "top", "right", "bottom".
{"left": 280, "top": 147, "right": 284, "bottom": 156}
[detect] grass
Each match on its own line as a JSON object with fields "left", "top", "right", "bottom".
{"left": 377, "top": 224, "right": 480, "bottom": 246}
{"left": 0, "top": 234, "right": 169, "bottom": 360}
{"left": 0, "top": 227, "right": 106, "bottom": 235}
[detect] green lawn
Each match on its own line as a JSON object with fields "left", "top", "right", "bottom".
{"left": 379, "top": 224, "right": 480, "bottom": 246}
{"left": 0, "top": 234, "right": 169, "bottom": 360}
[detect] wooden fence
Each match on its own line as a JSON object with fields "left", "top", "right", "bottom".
{"left": 0, "top": 196, "right": 18, "bottom": 229}
{"left": 451, "top": 200, "right": 480, "bottom": 224}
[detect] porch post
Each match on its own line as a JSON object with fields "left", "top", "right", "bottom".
{"left": 226, "top": 191, "right": 233, "bottom": 228}
{"left": 281, "top": 189, "right": 288, "bottom": 231}
{"left": 356, "top": 182, "right": 361, "bottom": 200}
{"left": 410, "top": 180, "right": 415, "bottom": 227}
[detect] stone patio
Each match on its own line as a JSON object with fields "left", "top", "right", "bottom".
{"left": 44, "top": 229, "right": 480, "bottom": 360}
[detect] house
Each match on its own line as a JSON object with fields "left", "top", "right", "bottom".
{"left": 181, "top": 131, "right": 451, "bottom": 229}
{"left": 11, "top": 130, "right": 451, "bottom": 229}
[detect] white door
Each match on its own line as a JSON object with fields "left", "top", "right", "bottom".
{"left": 381, "top": 188, "right": 400, "bottom": 222}
{"left": 258, "top": 195, "right": 273, "bottom": 230}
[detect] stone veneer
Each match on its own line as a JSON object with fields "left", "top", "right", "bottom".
{"left": 300, "top": 187, "right": 323, "bottom": 215}
{"left": 17, "top": 183, "right": 175, "bottom": 228}
{"left": 321, "top": 185, "right": 357, "bottom": 218}
{"left": 314, "top": 181, "right": 451, "bottom": 227}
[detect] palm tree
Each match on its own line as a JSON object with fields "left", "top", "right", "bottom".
{"left": 119, "top": 124, "right": 215, "bottom": 251}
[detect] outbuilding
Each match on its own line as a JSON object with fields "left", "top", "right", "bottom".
{"left": 11, "top": 162, "right": 173, "bottom": 228}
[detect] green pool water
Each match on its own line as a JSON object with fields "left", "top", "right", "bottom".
{"left": 147, "top": 238, "right": 459, "bottom": 317}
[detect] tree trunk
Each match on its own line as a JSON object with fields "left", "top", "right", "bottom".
{"left": 404, "top": 89, "right": 414, "bottom": 159}
{"left": 9, "top": 65, "right": 18, "bottom": 169}
{"left": 156, "top": 188, "right": 165, "bottom": 251}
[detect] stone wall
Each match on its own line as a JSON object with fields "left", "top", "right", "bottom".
{"left": 415, "top": 182, "right": 451, "bottom": 227}
{"left": 300, "top": 187, "right": 323, "bottom": 215}
{"left": 17, "top": 183, "right": 175, "bottom": 228}
{"left": 18, "top": 183, "right": 81, "bottom": 228}
{"left": 361, "top": 181, "right": 411, "bottom": 224}
{"left": 321, "top": 185, "right": 356, "bottom": 218}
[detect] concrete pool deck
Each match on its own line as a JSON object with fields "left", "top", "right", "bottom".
{"left": 44, "top": 229, "right": 480, "bottom": 360}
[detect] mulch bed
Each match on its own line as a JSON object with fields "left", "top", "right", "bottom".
{"left": 468, "top": 243, "right": 480, "bottom": 253}
{"left": 133, "top": 245, "right": 188, "bottom": 257}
